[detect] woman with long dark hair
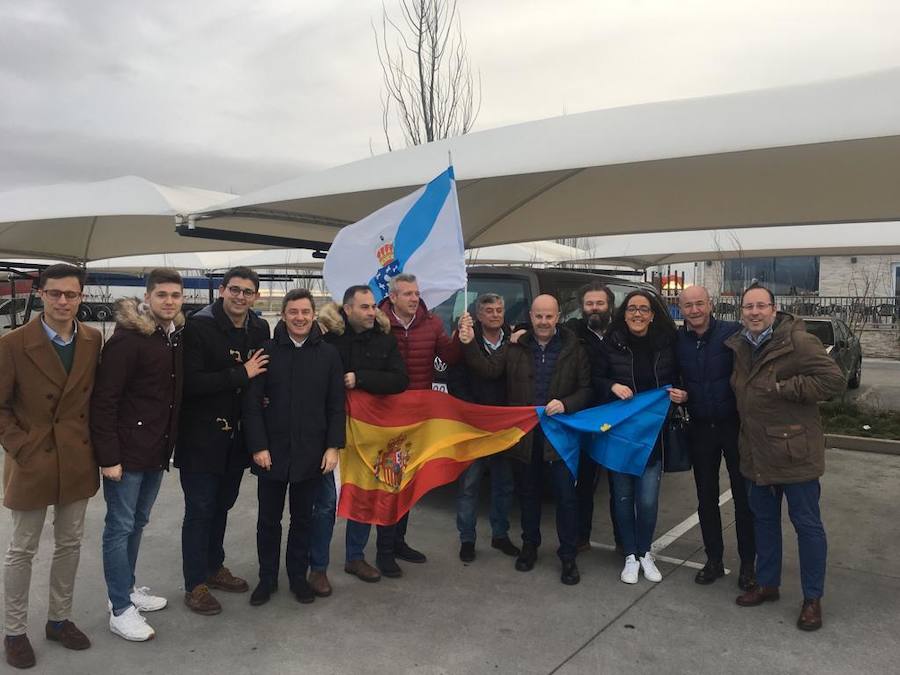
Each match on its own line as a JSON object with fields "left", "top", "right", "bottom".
{"left": 595, "top": 290, "right": 688, "bottom": 584}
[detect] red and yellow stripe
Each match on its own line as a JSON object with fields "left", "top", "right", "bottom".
{"left": 337, "top": 390, "right": 537, "bottom": 526}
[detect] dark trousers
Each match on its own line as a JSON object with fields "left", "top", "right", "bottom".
{"left": 180, "top": 469, "right": 244, "bottom": 591}
{"left": 748, "top": 479, "right": 827, "bottom": 599}
{"left": 689, "top": 420, "right": 755, "bottom": 564}
{"left": 576, "top": 450, "right": 621, "bottom": 546}
{"left": 515, "top": 436, "right": 578, "bottom": 561}
{"left": 256, "top": 476, "right": 317, "bottom": 587}
{"left": 395, "top": 513, "right": 410, "bottom": 542}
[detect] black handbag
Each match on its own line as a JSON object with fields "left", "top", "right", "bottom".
{"left": 663, "top": 406, "right": 692, "bottom": 473}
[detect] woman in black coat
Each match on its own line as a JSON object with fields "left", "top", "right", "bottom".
{"left": 594, "top": 290, "right": 687, "bottom": 586}
{"left": 242, "top": 290, "right": 345, "bottom": 605}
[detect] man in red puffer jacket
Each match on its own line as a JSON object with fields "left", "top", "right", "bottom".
{"left": 378, "top": 273, "right": 461, "bottom": 562}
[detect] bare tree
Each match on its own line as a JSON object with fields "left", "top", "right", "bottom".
{"left": 374, "top": 0, "right": 481, "bottom": 150}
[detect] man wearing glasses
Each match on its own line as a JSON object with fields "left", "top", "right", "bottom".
{"left": 1, "top": 265, "right": 100, "bottom": 669}
{"left": 175, "top": 267, "right": 271, "bottom": 616}
{"left": 725, "top": 284, "right": 844, "bottom": 631}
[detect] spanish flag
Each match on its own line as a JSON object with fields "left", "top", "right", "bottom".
{"left": 337, "top": 390, "right": 538, "bottom": 526}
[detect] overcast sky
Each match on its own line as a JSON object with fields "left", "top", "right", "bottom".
{"left": 2, "top": 0, "right": 899, "bottom": 194}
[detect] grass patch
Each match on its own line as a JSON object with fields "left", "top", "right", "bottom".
{"left": 820, "top": 400, "right": 900, "bottom": 440}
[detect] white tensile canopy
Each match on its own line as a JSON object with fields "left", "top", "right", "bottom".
{"left": 576, "top": 222, "right": 900, "bottom": 269}
{"left": 0, "top": 176, "right": 242, "bottom": 261}
{"left": 192, "top": 68, "right": 900, "bottom": 249}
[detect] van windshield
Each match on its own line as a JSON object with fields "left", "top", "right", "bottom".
{"left": 432, "top": 276, "right": 531, "bottom": 333}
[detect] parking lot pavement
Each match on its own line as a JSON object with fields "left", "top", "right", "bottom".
{"left": 1, "top": 447, "right": 898, "bottom": 674}
{"left": 848, "top": 358, "right": 900, "bottom": 412}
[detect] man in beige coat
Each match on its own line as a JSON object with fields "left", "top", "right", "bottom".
{"left": 0, "top": 264, "right": 101, "bottom": 669}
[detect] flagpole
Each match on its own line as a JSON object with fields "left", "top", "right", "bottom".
{"left": 447, "top": 148, "right": 469, "bottom": 323}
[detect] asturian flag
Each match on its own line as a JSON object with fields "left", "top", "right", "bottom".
{"left": 323, "top": 167, "right": 466, "bottom": 309}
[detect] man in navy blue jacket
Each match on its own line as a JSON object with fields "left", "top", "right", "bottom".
{"left": 676, "top": 286, "right": 755, "bottom": 591}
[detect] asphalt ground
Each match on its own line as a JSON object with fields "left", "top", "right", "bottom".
{"left": 2, "top": 445, "right": 899, "bottom": 675}
{"left": 847, "top": 358, "right": 900, "bottom": 412}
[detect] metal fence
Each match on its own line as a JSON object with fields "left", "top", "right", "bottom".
{"left": 662, "top": 295, "right": 899, "bottom": 327}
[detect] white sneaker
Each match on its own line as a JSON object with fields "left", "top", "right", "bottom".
{"left": 109, "top": 605, "right": 155, "bottom": 641}
{"left": 639, "top": 553, "right": 663, "bottom": 582}
{"left": 106, "top": 586, "right": 168, "bottom": 613}
{"left": 620, "top": 554, "right": 640, "bottom": 584}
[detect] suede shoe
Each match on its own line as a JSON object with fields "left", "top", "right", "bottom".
{"left": 736, "top": 585, "right": 780, "bottom": 607}
{"left": 206, "top": 566, "right": 249, "bottom": 593}
{"left": 184, "top": 584, "right": 222, "bottom": 615}
{"left": 394, "top": 540, "right": 427, "bottom": 563}
{"left": 375, "top": 555, "right": 403, "bottom": 578}
{"left": 308, "top": 571, "right": 333, "bottom": 597}
{"left": 291, "top": 579, "right": 315, "bottom": 604}
{"left": 45, "top": 620, "right": 90, "bottom": 650}
{"left": 491, "top": 537, "right": 521, "bottom": 557}
{"left": 515, "top": 543, "right": 537, "bottom": 572}
{"left": 694, "top": 559, "right": 725, "bottom": 585}
{"left": 797, "top": 598, "right": 823, "bottom": 631}
{"left": 738, "top": 561, "right": 757, "bottom": 592}
{"left": 249, "top": 580, "right": 277, "bottom": 606}
{"left": 5, "top": 634, "right": 35, "bottom": 669}
{"left": 345, "top": 559, "right": 382, "bottom": 583}
{"left": 561, "top": 559, "right": 581, "bottom": 585}
{"left": 459, "top": 542, "right": 476, "bottom": 562}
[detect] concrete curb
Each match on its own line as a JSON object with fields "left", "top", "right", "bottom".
{"left": 826, "top": 434, "right": 900, "bottom": 455}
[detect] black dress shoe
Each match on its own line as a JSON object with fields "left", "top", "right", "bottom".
{"left": 291, "top": 579, "right": 315, "bottom": 604}
{"left": 250, "top": 580, "right": 277, "bottom": 606}
{"left": 459, "top": 542, "right": 476, "bottom": 562}
{"left": 515, "top": 543, "right": 537, "bottom": 572}
{"left": 738, "top": 561, "right": 757, "bottom": 592}
{"left": 561, "top": 559, "right": 581, "bottom": 585}
{"left": 395, "top": 540, "right": 427, "bottom": 563}
{"left": 694, "top": 560, "right": 725, "bottom": 585}
{"left": 376, "top": 555, "right": 403, "bottom": 578}
{"left": 491, "top": 537, "right": 521, "bottom": 557}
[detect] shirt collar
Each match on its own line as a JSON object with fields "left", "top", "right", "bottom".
{"left": 392, "top": 308, "right": 415, "bottom": 330}
{"left": 741, "top": 324, "right": 774, "bottom": 349}
{"left": 482, "top": 328, "right": 505, "bottom": 352}
{"left": 41, "top": 315, "right": 77, "bottom": 346}
{"left": 289, "top": 335, "right": 308, "bottom": 349}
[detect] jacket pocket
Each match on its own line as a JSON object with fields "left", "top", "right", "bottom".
{"left": 765, "top": 424, "right": 809, "bottom": 463}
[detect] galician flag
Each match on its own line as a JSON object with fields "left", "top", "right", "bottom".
{"left": 323, "top": 167, "right": 466, "bottom": 309}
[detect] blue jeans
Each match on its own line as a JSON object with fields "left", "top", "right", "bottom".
{"left": 516, "top": 437, "right": 579, "bottom": 561}
{"left": 456, "top": 455, "right": 515, "bottom": 544}
{"left": 611, "top": 461, "right": 662, "bottom": 558}
{"left": 102, "top": 470, "right": 165, "bottom": 613}
{"left": 179, "top": 469, "right": 244, "bottom": 591}
{"left": 308, "top": 472, "right": 336, "bottom": 572}
{"left": 748, "top": 479, "right": 827, "bottom": 599}
{"left": 345, "top": 521, "right": 396, "bottom": 562}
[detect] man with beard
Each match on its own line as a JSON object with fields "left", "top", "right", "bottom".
{"left": 563, "top": 281, "right": 620, "bottom": 553}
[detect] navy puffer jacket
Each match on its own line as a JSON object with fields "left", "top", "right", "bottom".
{"left": 676, "top": 316, "right": 740, "bottom": 422}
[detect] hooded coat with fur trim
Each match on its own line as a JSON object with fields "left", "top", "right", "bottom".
{"left": 91, "top": 298, "right": 184, "bottom": 471}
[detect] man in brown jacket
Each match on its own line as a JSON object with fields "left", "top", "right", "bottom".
{"left": 459, "top": 294, "right": 592, "bottom": 585}
{"left": 1, "top": 264, "right": 100, "bottom": 669}
{"left": 725, "top": 284, "right": 844, "bottom": 632}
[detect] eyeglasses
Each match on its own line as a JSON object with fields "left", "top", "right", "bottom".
{"left": 625, "top": 305, "right": 652, "bottom": 315}
{"left": 226, "top": 285, "right": 256, "bottom": 298}
{"left": 42, "top": 290, "right": 81, "bottom": 301}
{"left": 741, "top": 302, "right": 774, "bottom": 311}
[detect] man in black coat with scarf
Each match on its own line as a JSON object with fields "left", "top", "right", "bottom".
{"left": 175, "top": 267, "right": 271, "bottom": 615}
{"left": 243, "top": 289, "right": 345, "bottom": 606}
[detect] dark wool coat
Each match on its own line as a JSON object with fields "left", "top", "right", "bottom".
{"left": 91, "top": 298, "right": 184, "bottom": 471}
{"left": 462, "top": 326, "right": 592, "bottom": 463}
{"left": 378, "top": 297, "right": 461, "bottom": 390}
{"left": 725, "top": 313, "right": 845, "bottom": 486}
{"left": 174, "top": 299, "right": 271, "bottom": 474}
{"left": 0, "top": 317, "right": 101, "bottom": 510}
{"left": 243, "top": 321, "right": 346, "bottom": 484}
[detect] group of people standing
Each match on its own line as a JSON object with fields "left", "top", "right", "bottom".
{"left": 0, "top": 262, "right": 843, "bottom": 670}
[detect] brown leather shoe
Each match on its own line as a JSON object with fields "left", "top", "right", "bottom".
{"left": 5, "top": 634, "right": 36, "bottom": 669}
{"left": 184, "top": 584, "right": 223, "bottom": 615}
{"left": 344, "top": 559, "right": 382, "bottom": 583}
{"left": 308, "top": 571, "right": 333, "bottom": 597}
{"left": 797, "top": 598, "right": 823, "bottom": 631}
{"left": 206, "top": 566, "right": 249, "bottom": 593}
{"left": 45, "top": 620, "right": 90, "bottom": 650}
{"left": 736, "top": 585, "right": 780, "bottom": 607}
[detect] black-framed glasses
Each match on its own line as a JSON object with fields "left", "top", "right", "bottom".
{"left": 42, "top": 290, "right": 81, "bottom": 300}
{"left": 625, "top": 305, "right": 652, "bottom": 315}
{"left": 226, "top": 285, "right": 256, "bottom": 298}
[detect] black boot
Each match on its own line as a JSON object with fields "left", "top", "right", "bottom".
{"left": 561, "top": 559, "right": 581, "bottom": 585}
{"left": 250, "top": 579, "right": 277, "bottom": 606}
{"left": 515, "top": 542, "right": 537, "bottom": 572}
{"left": 376, "top": 554, "right": 403, "bottom": 578}
{"left": 738, "top": 561, "right": 756, "bottom": 592}
{"left": 491, "top": 537, "right": 521, "bottom": 557}
{"left": 694, "top": 559, "right": 725, "bottom": 585}
{"left": 395, "top": 540, "right": 427, "bottom": 563}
